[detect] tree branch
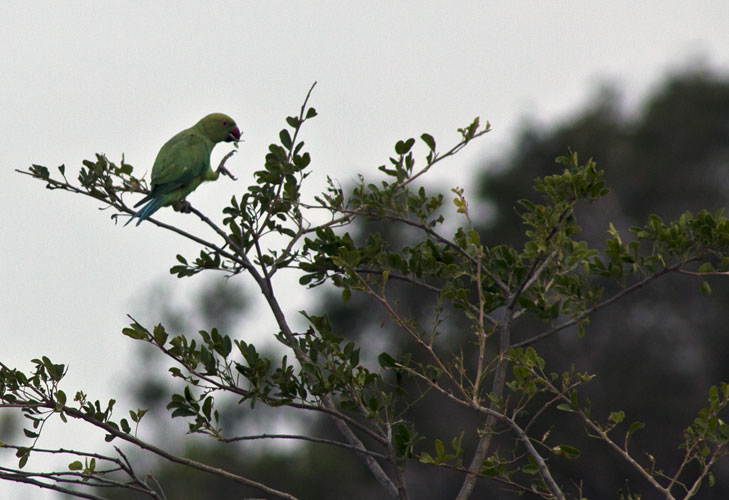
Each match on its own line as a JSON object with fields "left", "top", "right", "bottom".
{"left": 0, "top": 472, "right": 110, "bottom": 500}
{"left": 55, "top": 406, "right": 300, "bottom": 500}
{"left": 220, "top": 433, "right": 389, "bottom": 461}
{"left": 511, "top": 264, "right": 680, "bottom": 348}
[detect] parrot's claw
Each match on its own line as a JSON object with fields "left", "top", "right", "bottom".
{"left": 172, "top": 200, "right": 193, "bottom": 213}
{"left": 218, "top": 165, "right": 238, "bottom": 181}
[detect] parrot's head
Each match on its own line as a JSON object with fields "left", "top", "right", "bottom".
{"left": 199, "top": 113, "right": 242, "bottom": 143}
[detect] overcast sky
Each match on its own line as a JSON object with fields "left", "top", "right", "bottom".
{"left": 2, "top": 2, "right": 728, "bottom": 498}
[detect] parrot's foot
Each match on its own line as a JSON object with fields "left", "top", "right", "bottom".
{"left": 218, "top": 165, "right": 238, "bottom": 181}
{"left": 172, "top": 200, "right": 192, "bottom": 213}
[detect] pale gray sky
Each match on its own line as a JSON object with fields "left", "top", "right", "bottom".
{"left": 2, "top": 2, "right": 728, "bottom": 498}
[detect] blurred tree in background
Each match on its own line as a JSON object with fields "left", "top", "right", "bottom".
{"left": 473, "top": 67, "right": 729, "bottom": 498}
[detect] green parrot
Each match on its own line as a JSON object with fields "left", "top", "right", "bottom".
{"left": 126, "top": 113, "right": 241, "bottom": 226}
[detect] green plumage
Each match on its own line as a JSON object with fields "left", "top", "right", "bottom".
{"left": 126, "top": 113, "right": 241, "bottom": 226}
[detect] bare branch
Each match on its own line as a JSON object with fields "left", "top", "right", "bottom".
{"left": 0, "top": 472, "right": 110, "bottom": 500}
{"left": 220, "top": 433, "right": 389, "bottom": 461}
{"left": 56, "top": 405, "right": 300, "bottom": 500}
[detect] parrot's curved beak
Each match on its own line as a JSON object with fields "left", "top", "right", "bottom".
{"left": 226, "top": 126, "right": 242, "bottom": 142}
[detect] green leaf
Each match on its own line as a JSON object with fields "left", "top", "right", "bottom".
{"left": 627, "top": 421, "right": 645, "bottom": 436}
{"left": 698, "top": 262, "right": 715, "bottom": 273}
{"left": 202, "top": 396, "right": 213, "bottom": 420}
{"left": 395, "top": 138, "right": 415, "bottom": 155}
{"left": 378, "top": 352, "right": 396, "bottom": 368}
{"left": 434, "top": 439, "right": 444, "bottom": 456}
{"left": 55, "top": 390, "right": 67, "bottom": 407}
{"left": 552, "top": 444, "right": 580, "bottom": 459}
{"left": 122, "top": 324, "right": 147, "bottom": 340}
{"left": 609, "top": 410, "right": 625, "bottom": 424}
{"left": 279, "top": 129, "right": 293, "bottom": 149}
{"left": 130, "top": 408, "right": 148, "bottom": 423}
{"left": 153, "top": 324, "right": 168, "bottom": 346}
{"left": 421, "top": 133, "right": 436, "bottom": 151}
{"left": 31, "top": 164, "right": 50, "bottom": 180}
{"left": 286, "top": 116, "right": 300, "bottom": 128}
{"left": 521, "top": 462, "right": 538, "bottom": 475}
{"left": 68, "top": 460, "right": 83, "bottom": 470}
{"left": 701, "top": 280, "right": 712, "bottom": 296}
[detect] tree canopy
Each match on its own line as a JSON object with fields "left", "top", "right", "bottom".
{"left": 4, "top": 69, "right": 729, "bottom": 500}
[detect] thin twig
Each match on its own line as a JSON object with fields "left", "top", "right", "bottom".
{"left": 220, "top": 433, "right": 389, "bottom": 461}
{"left": 534, "top": 366, "right": 676, "bottom": 499}
{"left": 401, "top": 365, "right": 565, "bottom": 500}
{"left": 351, "top": 268, "right": 470, "bottom": 401}
{"left": 511, "top": 264, "right": 680, "bottom": 348}
{"left": 393, "top": 125, "right": 490, "bottom": 191}
{"left": 360, "top": 210, "right": 510, "bottom": 296}
{"left": 472, "top": 252, "right": 487, "bottom": 402}
{"left": 456, "top": 303, "right": 516, "bottom": 500}
{"left": 0, "top": 472, "right": 109, "bottom": 500}
{"left": 59, "top": 405, "right": 301, "bottom": 500}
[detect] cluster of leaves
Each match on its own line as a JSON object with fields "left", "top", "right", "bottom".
{"left": 0, "top": 358, "right": 157, "bottom": 491}
{"left": 28, "top": 154, "right": 142, "bottom": 211}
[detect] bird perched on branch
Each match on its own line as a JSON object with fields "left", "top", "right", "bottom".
{"left": 126, "top": 113, "right": 241, "bottom": 226}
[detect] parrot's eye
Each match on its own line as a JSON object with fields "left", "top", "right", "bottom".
{"left": 222, "top": 121, "right": 228, "bottom": 126}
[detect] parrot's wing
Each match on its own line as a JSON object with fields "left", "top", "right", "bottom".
{"left": 150, "top": 130, "right": 212, "bottom": 194}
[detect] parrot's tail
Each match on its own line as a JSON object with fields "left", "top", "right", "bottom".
{"left": 124, "top": 197, "right": 164, "bottom": 227}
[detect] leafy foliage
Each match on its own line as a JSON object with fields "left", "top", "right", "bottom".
{"left": 5, "top": 80, "right": 729, "bottom": 500}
